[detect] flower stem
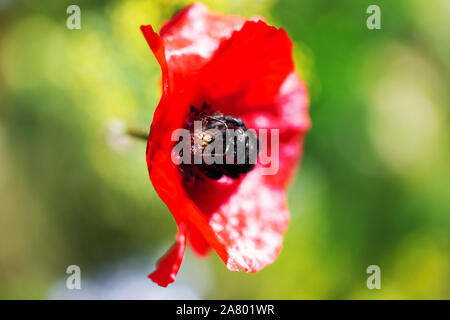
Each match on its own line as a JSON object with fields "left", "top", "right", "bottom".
{"left": 126, "top": 128, "right": 148, "bottom": 141}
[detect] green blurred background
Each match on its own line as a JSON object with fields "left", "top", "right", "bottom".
{"left": 0, "top": 0, "right": 449, "bottom": 299}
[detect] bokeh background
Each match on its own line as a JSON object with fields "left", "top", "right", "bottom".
{"left": 0, "top": 0, "right": 449, "bottom": 299}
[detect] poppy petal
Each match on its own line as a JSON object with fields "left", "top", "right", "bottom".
{"left": 189, "top": 223, "right": 211, "bottom": 257}
{"left": 156, "top": 3, "right": 248, "bottom": 88}
{"left": 148, "top": 222, "right": 187, "bottom": 287}
{"left": 198, "top": 21, "right": 295, "bottom": 112}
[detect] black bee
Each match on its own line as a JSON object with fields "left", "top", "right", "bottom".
{"left": 182, "top": 104, "right": 259, "bottom": 180}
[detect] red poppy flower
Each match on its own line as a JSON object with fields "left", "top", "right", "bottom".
{"left": 141, "top": 3, "right": 310, "bottom": 287}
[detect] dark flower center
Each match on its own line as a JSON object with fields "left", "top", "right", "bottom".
{"left": 180, "top": 103, "right": 259, "bottom": 180}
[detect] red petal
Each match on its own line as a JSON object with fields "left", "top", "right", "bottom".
{"left": 146, "top": 149, "right": 228, "bottom": 283}
{"left": 157, "top": 3, "right": 248, "bottom": 89}
{"left": 148, "top": 223, "right": 187, "bottom": 287}
{"left": 188, "top": 223, "right": 211, "bottom": 257}
{"left": 198, "top": 21, "right": 295, "bottom": 112}
{"left": 140, "top": 25, "right": 169, "bottom": 94}
{"left": 210, "top": 170, "right": 290, "bottom": 272}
